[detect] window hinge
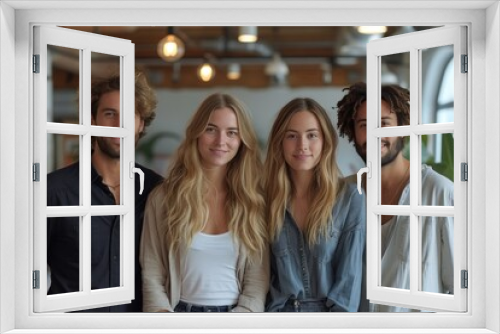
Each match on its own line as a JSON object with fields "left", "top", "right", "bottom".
{"left": 461, "top": 270, "right": 468, "bottom": 289}
{"left": 33, "top": 54, "right": 40, "bottom": 73}
{"left": 461, "top": 54, "right": 468, "bottom": 73}
{"left": 33, "top": 163, "right": 40, "bottom": 182}
{"left": 461, "top": 162, "right": 468, "bottom": 181}
{"left": 33, "top": 270, "right": 40, "bottom": 289}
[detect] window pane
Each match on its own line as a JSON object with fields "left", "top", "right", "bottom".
{"left": 380, "top": 214, "right": 410, "bottom": 290}
{"left": 380, "top": 52, "right": 410, "bottom": 128}
{"left": 47, "top": 134, "right": 80, "bottom": 205}
{"left": 421, "top": 45, "right": 454, "bottom": 124}
{"left": 91, "top": 136, "right": 121, "bottom": 205}
{"left": 47, "top": 44, "right": 80, "bottom": 124}
{"left": 47, "top": 216, "right": 82, "bottom": 294}
{"left": 91, "top": 52, "right": 121, "bottom": 127}
{"left": 91, "top": 215, "right": 121, "bottom": 290}
{"left": 379, "top": 136, "right": 410, "bottom": 207}
{"left": 419, "top": 215, "right": 454, "bottom": 295}
{"left": 437, "top": 60, "right": 454, "bottom": 106}
{"left": 420, "top": 134, "right": 454, "bottom": 206}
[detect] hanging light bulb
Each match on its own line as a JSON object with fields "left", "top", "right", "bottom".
{"left": 227, "top": 63, "right": 241, "bottom": 80}
{"left": 157, "top": 27, "right": 185, "bottom": 62}
{"left": 238, "top": 26, "right": 258, "bottom": 43}
{"left": 197, "top": 62, "right": 215, "bottom": 82}
{"left": 357, "top": 26, "right": 387, "bottom": 34}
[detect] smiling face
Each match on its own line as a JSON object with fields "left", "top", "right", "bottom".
{"left": 197, "top": 107, "right": 242, "bottom": 170}
{"left": 282, "top": 111, "right": 323, "bottom": 173}
{"left": 354, "top": 99, "right": 403, "bottom": 165}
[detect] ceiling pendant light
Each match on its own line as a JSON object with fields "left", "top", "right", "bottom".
{"left": 238, "top": 26, "right": 258, "bottom": 43}
{"left": 197, "top": 56, "right": 216, "bottom": 82}
{"left": 157, "top": 27, "right": 185, "bottom": 62}
{"left": 357, "top": 26, "right": 388, "bottom": 34}
{"left": 227, "top": 63, "right": 241, "bottom": 80}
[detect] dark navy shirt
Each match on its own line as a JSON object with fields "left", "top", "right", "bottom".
{"left": 47, "top": 161, "right": 162, "bottom": 312}
{"left": 266, "top": 183, "right": 366, "bottom": 312}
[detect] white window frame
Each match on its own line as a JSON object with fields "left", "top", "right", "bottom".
{"left": 365, "top": 25, "right": 467, "bottom": 312}
{"left": 33, "top": 25, "right": 136, "bottom": 312}
{"left": 1, "top": 1, "right": 498, "bottom": 333}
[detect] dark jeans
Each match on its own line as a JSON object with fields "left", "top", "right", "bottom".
{"left": 174, "top": 300, "right": 236, "bottom": 312}
{"left": 279, "top": 298, "right": 329, "bottom": 312}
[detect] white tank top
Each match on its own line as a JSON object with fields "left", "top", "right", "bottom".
{"left": 180, "top": 231, "right": 239, "bottom": 306}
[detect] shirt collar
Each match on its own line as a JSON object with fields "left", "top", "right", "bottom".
{"left": 91, "top": 163, "right": 104, "bottom": 185}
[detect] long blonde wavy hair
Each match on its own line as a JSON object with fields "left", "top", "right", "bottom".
{"left": 264, "top": 98, "right": 344, "bottom": 245}
{"left": 159, "top": 93, "right": 267, "bottom": 262}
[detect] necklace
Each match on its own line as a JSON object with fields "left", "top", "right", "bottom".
{"left": 103, "top": 181, "right": 120, "bottom": 189}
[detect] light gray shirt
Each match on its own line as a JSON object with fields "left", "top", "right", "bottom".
{"left": 351, "top": 165, "right": 454, "bottom": 312}
{"left": 372, "top": 165, "right": 454, "bottom": 312}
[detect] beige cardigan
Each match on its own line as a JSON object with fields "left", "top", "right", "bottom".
{"left": 140, "top": 186, "right": 270, "bottom": 312}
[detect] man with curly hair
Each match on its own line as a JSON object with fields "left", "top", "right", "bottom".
{"left": 47, "top": 70, "right": 163, "bottom": 312}
{"left": 336, "top": 82, "right": 454, "bottom": 312}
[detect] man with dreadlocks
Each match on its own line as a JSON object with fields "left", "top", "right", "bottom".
{"left": 336, "top": 82, "right": 454, "bottom": 312}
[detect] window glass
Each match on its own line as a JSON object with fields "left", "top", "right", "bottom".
{"left": 420, "top": 134, "right": 454, "bottom": 205}
{"left": 419, "top": 215, "right": 454, "bottom": 294}
{"left": 47, "top": 133, "right": 80, "bottom": 205}
{"left": 91, "top": 52, "right": 121, "bottom": 127}
{"left": 438, "top": 59, "right": 454, "bottom": 106}
{"left": 422, "top": 45, "right": 454, "bottom": 124}
{"left": 91, "top": 215, "right": 121, "bottom": 290}
{"left": 46, "top": 216, "right": 82, "bottom": 294}
{"left": 90, "top": 136, "right": 121, "bottom": 205}
{"left": 380, "top": 215, "right": 410, "bottom": 290}
{"left": 380, "top": 52, "right": 410, "bottom": 128}
{"left": 379, "top": 136, "right": 410, "bottom": 207}
{"left": 47, "top": 44, "right": 80, "bottom": 124}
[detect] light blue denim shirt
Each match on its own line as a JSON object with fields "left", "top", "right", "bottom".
{"left": 266, "top": 182, "right": 366, "bottom": 312}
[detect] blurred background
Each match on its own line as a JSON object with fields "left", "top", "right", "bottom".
{"left": 47, "top": 25, "right": 454, "bottom": 179}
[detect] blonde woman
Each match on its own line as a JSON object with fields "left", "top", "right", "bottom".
{"left": 140, "top": 93, "right": 268, "bottom": 312}
{"left": 264, "top": 98, "right": 365, "bottom": 312}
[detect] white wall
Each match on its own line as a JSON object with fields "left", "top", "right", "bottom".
{"left": 485, "top": 2, "right": 500, "bottom": 332}
{"left": 0, "top": 2, "right": 16, "bottom": 333}
{"left": 140, "top": 86, "right": 364, "bottom": 176}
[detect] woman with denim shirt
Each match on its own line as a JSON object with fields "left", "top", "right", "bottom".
{"left": 264, "top": 98, "right": 366, "bottom": 312}
{"left": 140, "top": 93, "right": 269, "bottom": 313}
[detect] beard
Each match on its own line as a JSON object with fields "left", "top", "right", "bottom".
{"left": 95, "top": 137, "right": 120, "bottom": 159}
{"left": 355, "top": 142, "right": 367, "bottom": 163}
{"left": 355, "top": 136, "right": 405, "bottom": 166}
{"left": 94, "top": 132, "right": 142, "bottom": 160}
